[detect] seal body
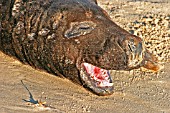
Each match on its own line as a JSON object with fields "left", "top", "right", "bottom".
{"left": 1, "top": 0, "right": 159, "bottom": 95}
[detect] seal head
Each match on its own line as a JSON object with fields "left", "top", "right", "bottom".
{"left": 1, "top": 0, "right": 160, "bottom": 96}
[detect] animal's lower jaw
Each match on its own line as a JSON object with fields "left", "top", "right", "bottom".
{"left": 79, "top": 63, "right": 114, "bottom": 96}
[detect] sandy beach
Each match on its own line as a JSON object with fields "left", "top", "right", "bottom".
{"left": 1, "top": 0, "right": 170, "bottom": 113}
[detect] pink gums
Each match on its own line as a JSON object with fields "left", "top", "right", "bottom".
{"left": 83, "top": 63, "right": 108, "bottom": 81}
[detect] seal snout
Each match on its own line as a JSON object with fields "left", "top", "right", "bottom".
{"left": 126, "top": 38, "right": 144, "bottom": 68}
{"left": 126, "top": 37, "right": 160, "bottom": 72}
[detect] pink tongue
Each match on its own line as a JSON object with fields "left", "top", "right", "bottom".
{"left": 93, "top": 67, "right": 105, "bottom": 80}
{"left": 82, "top": 63, "right": 113, "bottom": 87}
{"left": 83, "top": 63, "right": 107, "bottom": 81}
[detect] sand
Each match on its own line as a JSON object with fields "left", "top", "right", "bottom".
{"left": 1, "top": 0, "right": 170, "bottom": 113}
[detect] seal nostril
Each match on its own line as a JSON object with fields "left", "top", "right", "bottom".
{"left": 127, "top": 39, "right": 145, "bottom": 68}
{"left": 128, "top": 39, "right": 136, "bottom": 53}
{"left": 136, "top": 42, "right": 143, "bottom": 55}
{"left": 128, "top": 44, "right": 133, "bottom": 52}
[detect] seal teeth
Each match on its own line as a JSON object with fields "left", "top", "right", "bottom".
{"left": 98, "top": 82, "right": 113, "bottom": 87}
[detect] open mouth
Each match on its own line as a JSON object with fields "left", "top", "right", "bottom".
{"left": 80, "top": 63, "right": 114, "bottom": 96}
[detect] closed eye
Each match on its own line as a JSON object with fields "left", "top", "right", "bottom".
{"left": 64, "top": 21, "right": 96, "bottom": 38}
{"left": 78, "top": 26, "right": 90, "bottom": 30}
